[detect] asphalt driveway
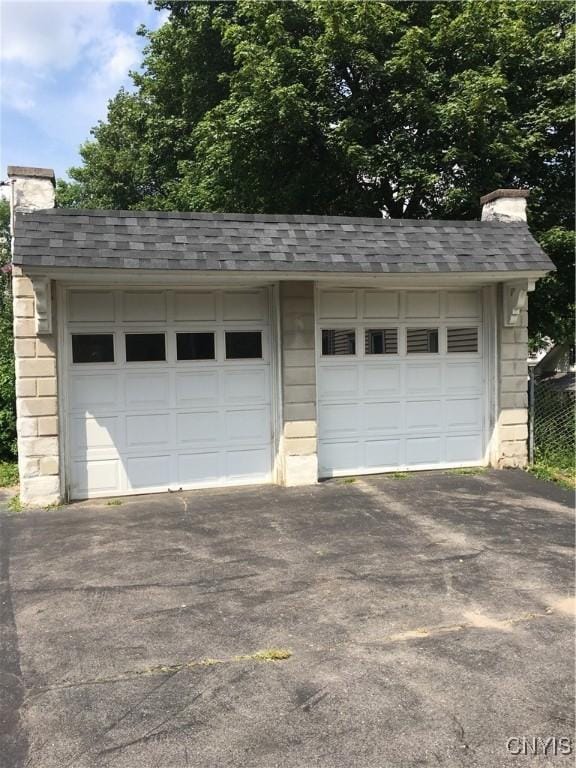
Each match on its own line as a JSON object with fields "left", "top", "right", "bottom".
{"left": 1, "top": 469, "right": 574, "bottom": 768}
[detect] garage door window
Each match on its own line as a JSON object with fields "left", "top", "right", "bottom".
{"left": 407, "top": 328, "right": 439, "bottom": 354}
{"left": 447, "top": 327, "right": 478, "bottom": 353}
{"left": 72, "top": 334, "right": 114, "bottom": 364}
{"left": 225, "top": 331, "right": 262, "bottom": 359}
{"left": 365, "top": 328, "right": 398, "bottom": 355}
{"left": 322, "top": 329, "right": 356, "bottom": 356}
{"left": 125, "top": 333, "right": 166, "bottom": 362}
{"left": 177, "top": 332, "right": 215, "bottom": 361}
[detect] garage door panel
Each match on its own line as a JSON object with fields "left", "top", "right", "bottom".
{"left": 126, "top": 413, "right": 170, "bottom": 447}
{"left": 123, "top": 292, "right": 166, "bottom": 321}
{"left": 69, "top": 291, "right": 115, "bottom": 322}
{"left": 318, "top": 365, "right": 358, "bottom": 398}
{"left": 222, "top": 369, "right": 269, "bottom": 404}
{"left": 176, "top": 371, "right": 219, "bottom": 405}
{"left": 125, "top": 455, "right": 171, "bottom": 489}
{"left": 71, "top": 459, "right": 120, "bottom": 496}
{"left": 225, "top": 408, "right": 270, "bottom": 442}
{"left": 174, "top": 292, "right": 217, "bottom": 321}
{"left": 446, "top": 434, "right": 483, "bottom": 462}
{"left": 445, "top": 398, "right": 482, "bottom": 429}
{"left": 319, "top": 441, "right": 361, "bottom": 473}
{"left": 225, "top": 448, "right": 271, "bottom": 478}
{"left": 405, "top": 400, "right": 443, "bottom": 431}
{"left": 363, "top": 402, "right": 401, "bottom": 432}
{"left": 70, "top": 375, "right": 119, "bottom": 410}
{"left": 363, "top": 366, "right": 401, "bottom": 396}
{"left": 72, "top": 416, "right": 118, "bottom": 453}
{"left": 223, "top": 291, "right": 265, "bottom": 320}
{"left": 363, "top": 291, "right": 399, "bottom": 319}
{"left": 406, "top": 291, "right": 440, "bottom": 318}
{"left": 125, "top": 373, "right": 170, "bottom": 408}
{"left": 177, "top": 411, "right": 221, "bottom": 445}
{"left": 177, "top": 452, "right": 222, "bottom": 484}
{"left": 406, "top": 436, "right": 443, "bottom": 465}
{"left": 319, "top": 290, "right": 358, "bottom": 319}
{"left": 405, "top": 364, "right": 442, "bottom": 394}
{"left": 319, "top": 403, "right": 358, "bottom": 437}
{"left": 365, "top": 439, "right": 402, "bottom": 467}
{"left": 446, "top": 291, "right": 481, "bottom": 319}
{"left": 445, "top": 362, "right": 482, "bottom": 393}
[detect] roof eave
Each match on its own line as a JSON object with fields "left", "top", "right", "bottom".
{"left": 16, "top": 264, "right": 553, "bottom": 287}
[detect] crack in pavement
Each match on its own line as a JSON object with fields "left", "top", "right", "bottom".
{"left": 59, "top": 667, "right": 183, "bottom": 768}
{"left": 13, "top": 572, "right": 260, "bottom": 595}
{"left": 24, "top": 649, "right": 293, "bottom": 700}
{"left": 25, "top": 603, "right": 561, "bottom": 706}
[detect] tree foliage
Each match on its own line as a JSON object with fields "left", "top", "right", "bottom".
{"left": 59, "top": 0, "right": 575, "bottom": 344}
{"left": 0, "top": 197, "right": 16, "bottom": 459}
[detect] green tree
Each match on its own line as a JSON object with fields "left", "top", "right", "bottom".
{"left": 60, "top": 0, "right": 574, "bottom": 344}
{"left": 528, "top": 227, "right": 575, "bottom": 348}
{"left": 0, "top": 197, "right": 16, "bottom": 459}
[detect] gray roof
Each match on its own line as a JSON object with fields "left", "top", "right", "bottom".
{"left": 13, "top": 208, "right": 554, "bottom": 274}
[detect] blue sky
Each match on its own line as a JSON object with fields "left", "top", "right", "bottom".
{"left": 0, "top": 0, "right": 168, "bottom": 182}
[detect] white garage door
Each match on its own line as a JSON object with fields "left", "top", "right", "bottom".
{"left": 317, "top": 289, "right": 486, "bottom": 477}
{"left": 65, "top": 289, "right": 274, "bottom": 499}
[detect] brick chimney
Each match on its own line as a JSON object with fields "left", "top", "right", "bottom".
{"left": 480, "top": 189, "right": 529, "bottom": 223}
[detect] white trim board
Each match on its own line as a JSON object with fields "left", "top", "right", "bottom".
{"left": 22, "top": 266, "right": 549, "bottom": 287}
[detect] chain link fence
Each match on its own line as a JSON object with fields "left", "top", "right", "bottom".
{"left": 528, "top": 368, "right": 575, "bottom": 473}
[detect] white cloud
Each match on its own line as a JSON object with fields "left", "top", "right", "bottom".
{"left": 57, "top": 31, "right": 141, "bottom": 135}
{"left": 0, "top": 72, "right": 36, "bottom": 111}
{"left": 0, "top": 0, "right": 149, "bottom": 105}
{"left": 102, "top": 32, "right": 141, "bottom": 82}
{"left": 1, "top": 2, "right": 116, "bottom": 70}
{"left": 0, "top": 1, "right": 162, "bottom": 175}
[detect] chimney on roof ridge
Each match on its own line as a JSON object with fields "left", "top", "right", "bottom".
{"left": 480, "top": 188, "right": 529, "bottom": 223}
{"left": 7, "top": 166, "right": 56, "bottom": 214}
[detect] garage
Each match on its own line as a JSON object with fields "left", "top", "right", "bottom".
{"left": 11, "top": 181, "right": 551, "bottom": 506}
{"left": 64, "top": 288, "right": 274, "bottom": 499}
{"left": 317, "top": 288, "right": 487, "bottom": 477}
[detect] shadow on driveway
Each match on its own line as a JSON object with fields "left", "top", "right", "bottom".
{"left": 1, "top": 469, "right": 574, "bottom": 767}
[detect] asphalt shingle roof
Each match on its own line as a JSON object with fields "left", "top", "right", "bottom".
{"left": 13, "top": 209, "right": 553, "bottom": 274}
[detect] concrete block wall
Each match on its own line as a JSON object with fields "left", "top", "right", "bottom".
{"left": 496, "top": 304, "right": 529, "bottom": 467}
{"left": 13, "top": 271, "right": 61, "bottom": 505}
{"left": 278, "top": 281, "right": 318, "bottom": 485}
